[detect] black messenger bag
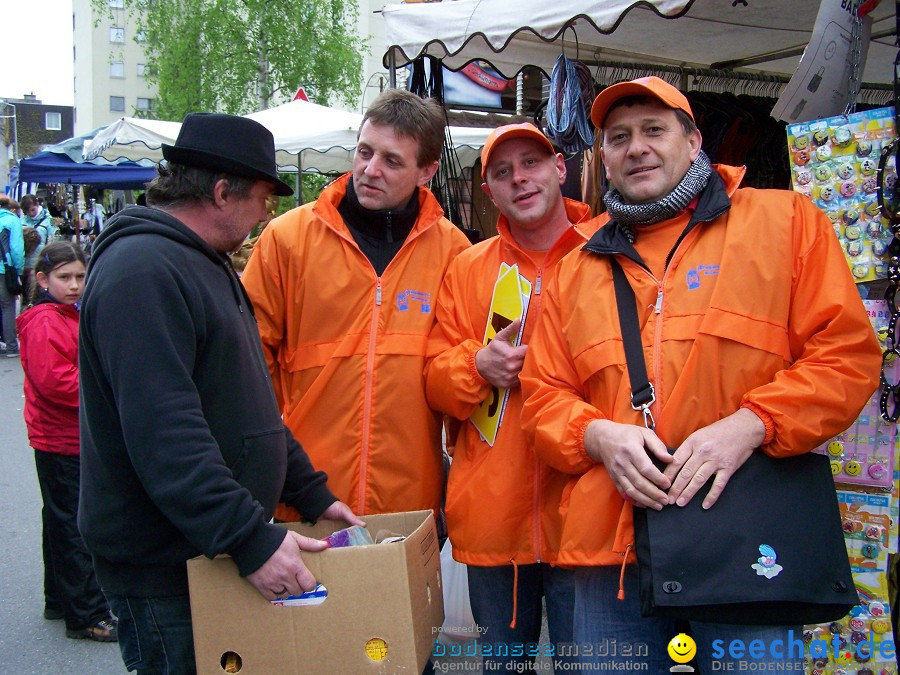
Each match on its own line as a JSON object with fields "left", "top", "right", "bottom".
{"left": 611, "top": 259, "right": 858, "bottom": 625}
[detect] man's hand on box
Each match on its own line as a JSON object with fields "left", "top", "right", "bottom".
{"left": 320, "top": 500, "right": 365, "bottom": 527}
{"left": 247, "top": 531, "right": 327, "bottom": 600}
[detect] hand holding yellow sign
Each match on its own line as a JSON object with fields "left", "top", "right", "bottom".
{"left": 470, "top": 264, "right": 531, "bottom": 445}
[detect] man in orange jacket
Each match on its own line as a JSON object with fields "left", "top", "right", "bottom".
{"left": 242, "top": 90, "right": 470, "bottom": 521}
{"left": 426, "top": 124, "right": 596, "bottom": 673}
{"left": 520, "top": 77, "right": 881, "bottom": 672}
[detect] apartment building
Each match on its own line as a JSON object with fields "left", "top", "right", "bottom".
{"left": 72, "top": 0, "right": 158, "bottom": 135}
{"left": 72, "top": 0, "right": 393, "bottom": 131}
{"left": 1, "top": 95, "right": 75, "bottom": 193}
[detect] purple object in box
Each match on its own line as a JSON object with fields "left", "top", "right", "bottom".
{"left": 324, "top": 525, "right": 373, "bottom": 548}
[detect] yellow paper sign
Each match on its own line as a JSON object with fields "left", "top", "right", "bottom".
{"left": 470, "top": 264, "right": 531, "bottom": 445}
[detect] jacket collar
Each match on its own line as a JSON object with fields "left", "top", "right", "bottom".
{"left": 496, "top": 198, "right": 594, "bottom": 258}
{"left": 583, "top": 164, "right": 744, "bottom": 268}
{"left": 314, "top": 173, "right": 446, "bottom": 241}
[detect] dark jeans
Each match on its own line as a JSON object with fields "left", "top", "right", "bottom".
{"left": 33, "top": 450, "right": 109, "bottom": 630}
{"left": 467, "top": 562, "right": 575, "bottom": 673}
{"left": 0, "top": 280, "right": 17, "bottom": 350}
{"left": 105, "top": 593, "right": 196, "bottom": 675}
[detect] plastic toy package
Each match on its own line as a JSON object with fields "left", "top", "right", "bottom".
{"left": 787, "top": 106, "right": 897, "bottom": 283}
{"left": 804, "top": 567, "right": 897, "bottom": 675}
{"left": 838, "top": 491, "right": 893, "bottom": 569}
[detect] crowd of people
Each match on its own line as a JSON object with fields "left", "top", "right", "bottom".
{"left": 1, "top": 80, "right": 882, "bottom": 674}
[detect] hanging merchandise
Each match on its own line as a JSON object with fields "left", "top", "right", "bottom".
{"left": 787, "top": 106, "right": 897, "bottom": 284}
{"left": 878, "top": 63, "right": 900, "bottom": 426}
{"left": 545, "top": 52, "right": 594, "bottom": 155}
{"left": 790, "top": 83, "right": 898, "bottom": 670}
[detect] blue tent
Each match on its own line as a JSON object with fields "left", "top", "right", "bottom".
{"left": 16, "top": 127, "right": 158, "bottom": 190}
{"left": 18, "top": 151, "right": 157, "bottom": 189}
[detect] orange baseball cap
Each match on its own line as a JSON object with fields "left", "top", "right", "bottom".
{"left": 590, "top": 76, "right": 694, "bottom": 128}
{"left": 481, "top": 123, "right": 555, "bottom": 171}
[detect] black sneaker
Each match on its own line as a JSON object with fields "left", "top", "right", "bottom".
{"left": 4, "top": 348, "right": 19, "bottom": 358}
{"left": 66, "top": 618, "right": 118, "bottom": 642}
{"left": 43, "top": 607, "right": 64, "bottom": 621}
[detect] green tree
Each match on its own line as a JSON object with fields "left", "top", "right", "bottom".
{"left": 96, "top": 0, "right": 365, "bottom": 120}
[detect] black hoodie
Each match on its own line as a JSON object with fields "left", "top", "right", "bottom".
{"left": 78, "top": 205, "right": 336, "bottom": 597}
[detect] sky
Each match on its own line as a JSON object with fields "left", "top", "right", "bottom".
{"left": 4, "top": 0, "right": 75, "bottom": 106}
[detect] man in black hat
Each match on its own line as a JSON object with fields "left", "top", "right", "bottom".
{"left": 78, "top": 113, "right": 362, "bottom": 674}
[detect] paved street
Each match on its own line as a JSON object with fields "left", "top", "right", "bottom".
{"left": 0, "top": 350, "right": 552, "bottom": 673}
{"left": 0, "top": 356, "right": 124, "bottom": 673}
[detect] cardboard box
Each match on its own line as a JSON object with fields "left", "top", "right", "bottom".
{"left": 187, "top": 510, "right": 443, "bottom": 674}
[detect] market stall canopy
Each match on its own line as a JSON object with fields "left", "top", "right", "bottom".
{"left": 42, "top": 126, "right": 154, "bottom": 166}
{"left": 18, "top": 152, "right": 157, "bottom": 189}
{"left": 244, "top": 99, "right": 362, "bottom": 173}
{"left": 84, "top": 100, "right": 492, "bottom": 173}
{"left": 382, "top": 0, "right": 896, "bottom": 86}
{"left": 17, "top": 126, "right": 158, "bottom": 189}
{"left": 82, "top": 117, "right": 181, "bottom": 165}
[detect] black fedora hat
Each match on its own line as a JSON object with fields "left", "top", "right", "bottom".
{"left": 162, "top": 113, "right": 293, "bottom": 196}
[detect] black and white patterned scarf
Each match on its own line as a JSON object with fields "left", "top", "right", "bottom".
{"left": 603, "top": 151, "right": 713, "bottom": 243}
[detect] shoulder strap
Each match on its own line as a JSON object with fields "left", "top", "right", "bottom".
{"left": 611, "top": 258, "right": 656, "bottom": 429}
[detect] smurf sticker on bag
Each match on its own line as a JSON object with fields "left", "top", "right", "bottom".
{"left": 751, "top": 544, "right": 783, "bottom": 579}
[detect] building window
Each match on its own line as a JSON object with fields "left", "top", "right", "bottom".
{"left": 136, "top": 98, "right": 156, "bottom": 111}
{"left": 45, "top": 112, "right": 62, "bottom": 131}
{"left": 109, "top": 27, "right": 125, "bottom": 43}
{"left": 108, "top": 0, "right": 124, "bottom": 7}
{"left": 110, "top": 61, "right": 125, "bottom": 78}
{"left": 137, "top": 63, "right": 157, "bottom": 78}
{"left": 110, "top": 96, "right": 126, "bottom": 112}
{"left": 135, "top": 30, "right": 147, "bottom": 43}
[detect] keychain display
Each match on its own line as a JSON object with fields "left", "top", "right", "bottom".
{"left": 787, "top": 106, "right": 896, "bottom": 283}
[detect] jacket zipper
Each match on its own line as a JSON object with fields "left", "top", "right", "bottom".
{"left": 358, "top": 277, "right": 382, "bottom": 513}
{"left": 347, "top": 201, "right": 433, "bottom": 514}
{"left": 650, "top": 224, "right": 704, "bottom": 418}
{"left": 532, "top": 266, "right": 544, "bottom": 562}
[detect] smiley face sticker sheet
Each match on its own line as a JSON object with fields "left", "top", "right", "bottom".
{"left": 814, "top": 300, "right": 899, "bottom": 490}
{"left": 787, "top": 106, "right": 896, "bottom": 283}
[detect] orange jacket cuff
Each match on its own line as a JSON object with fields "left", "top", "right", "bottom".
{"left": 740, "top": 402, "right": 775, "bottom": 445}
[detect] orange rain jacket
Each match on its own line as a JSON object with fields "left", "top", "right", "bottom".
{"left": 242, "top": 174, "right": 471, "bottom": 516}
{"left": 425, "top": 199, "right": 596, "bottom": 566}
{"left": 520, "top": 165, "right": 882, "bottom": 567}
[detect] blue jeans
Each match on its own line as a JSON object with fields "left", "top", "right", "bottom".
{"left": 467, "top": 562, "right": 575, "bottom": 673}
{"left": 573, "top": 566, "right": 804, "bottom": 673}
{"left": 105, "top": 593, "right": 196, "bottom": 675}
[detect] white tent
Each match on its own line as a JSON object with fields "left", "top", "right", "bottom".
{"left": 83, "top": 99, "right": 491, "bottom": 174}
{"left": 245, "top": 99, "right": 362, "bottom": 173}
{"left": 382, "top": 0, "right": 895, "bottom": 97}
{"left": 83, "top": 118, "right": 182, "bottom": 165}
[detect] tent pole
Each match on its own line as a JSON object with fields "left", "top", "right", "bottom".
{"left": 296, "top": 155, "right": 302, "bottom": 206}
{"left": 389, "top": 50, "right": 397, "bottom": 88}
